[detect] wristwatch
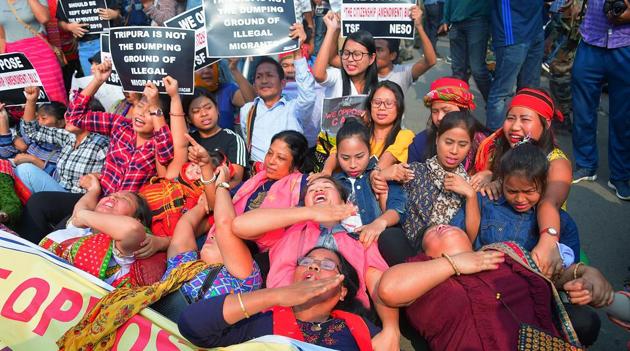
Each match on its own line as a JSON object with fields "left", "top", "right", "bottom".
{"left": 216, "top": 182, "right": 230, "bottom": 191}
{"left": 540, "top": 227, "right": 558, "bottom": 237}
{"left": 149, "top": 108, "right": 164, "bottom": 117}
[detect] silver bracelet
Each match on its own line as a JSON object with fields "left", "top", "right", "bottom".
{"left": 200, "top": 172, "right": 217, "bottom": 185}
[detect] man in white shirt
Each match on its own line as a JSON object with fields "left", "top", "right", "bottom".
{"left": 240, "top": 51, "right": 316, "bottom": 163}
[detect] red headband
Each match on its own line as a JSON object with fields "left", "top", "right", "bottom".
{"left": 509, "top": 88, "right": 564, "bottom": 123}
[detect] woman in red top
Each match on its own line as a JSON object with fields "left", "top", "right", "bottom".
{"left": 378, "top": 225, "right": 612, "bottom": 350}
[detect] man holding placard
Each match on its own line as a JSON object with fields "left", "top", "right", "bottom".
{"left": 57, "top": 0, "right": 121, "bottom": 76}
{"left": 239, "top": 23, "right": 315, "bottom": 166}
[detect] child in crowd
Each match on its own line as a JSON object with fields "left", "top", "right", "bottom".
{"left": 332, "top": 119, "right": 412, "bottom": 265}
{"left": 451, "top": 142, "right": 580, "bottom": 265}
{"left": 14, "top": 86, "right": 109, "bottom": 194}
{"left": 402, "top": 111, "right": 479, "bottom": 250}
{"left": 0, "top": 101, "right": 65, "bottom": 175}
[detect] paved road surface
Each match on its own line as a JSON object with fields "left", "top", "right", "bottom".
{"left": 398, "top": 36, "right": 629, "bottom": 350}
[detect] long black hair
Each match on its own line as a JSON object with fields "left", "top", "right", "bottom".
{"left": 491, "top": 88, "right": 557, "bottom": 176}
{"left": 341, "top": 30, "right": 378, "bottom": 96}
{"left": 129, "top": 192, "right": 153, "bottom": 228}
{"left": 336, "top": 118, "right": 370, "bottom": 152}
{"left": 270, "top": 130, "right": 309, "bottom": 172}
{"left": 425, "top": 111, "right": 481, "bottom": 161}
{"left": 498, "top": 142, "right": 549, "bottom": 195}
{"left": 365, "top": 80, "right": 404, "bottom": 156}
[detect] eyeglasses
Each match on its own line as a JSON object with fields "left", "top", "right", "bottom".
{"left": 297, "top": 256, "right": 339, "bottom": 271}
{"left": 371, "top": 99, "right": 396, "bottom": 109}
{"left": 191, "top": 103, "right": 214, "bottom": 114}
{"left": 339, "top": 50, "right": 370, "bottom": 61}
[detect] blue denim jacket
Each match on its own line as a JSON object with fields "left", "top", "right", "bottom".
{"left": 333, "top": 158, "right": 407, "bottom": 225}
{"left": 451, "top": 194, "right": 580, "bottom": 263}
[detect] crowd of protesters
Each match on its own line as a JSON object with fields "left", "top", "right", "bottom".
{"left": 1, "top": 0, "right": 629, "bottom": 350}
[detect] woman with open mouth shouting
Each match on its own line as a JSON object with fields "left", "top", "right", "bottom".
{"left": 473, "top": 87, "right": 572, "bottom": 280}
{"left": 232, "top": 176, "right": 401, "bottom": 351}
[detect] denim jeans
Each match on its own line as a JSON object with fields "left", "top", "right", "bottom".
{"left": 485, "top": 35, "right": 544, "bottom": 130}
{"left": 449, "top": 17, "right": 491, "bottom": 101}
{"left": 571, "top": 41, "right": 630, "bottom": 182}
{"left": 78, "top": 38, "right": 101, "bottom": 77}
{"left": 14, "top": 163, "right": 67, "bottom": 193}
{"left": 423, "top": 2, "right": 444, "bottom": 55}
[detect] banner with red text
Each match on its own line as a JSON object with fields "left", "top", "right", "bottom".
{"left": 0, "top": 232, "right": 306, "bottom": 351}
{"left": 341, "top": 0, "right": 415, "bottom": 39}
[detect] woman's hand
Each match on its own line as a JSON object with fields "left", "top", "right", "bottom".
{"left": 307, "top": 170, "right": 331, "bottom": 183}
{"left": 79, "top": 173, "right": 101, "bottom": 193}
{"left": 12, "top": 153, "right": 37, "bottom": 165}
{"left": 369, "top": 170, "right": 389, "bottom": 196}
{"left": 443, "top": 172, "right": 475, "bottom": 199}
{"left": 163, "top": 76, "right": 179, "bottom": 98}
{"left": 563, "top": 266, "right": 615, "bottom": 307}
{"left": 274, "top": 274, "right": 344, "bottom": 307}
{"left": 372, "top": 329, "right": 400, "bottom": 351}
{"left": 355, "top": 219, "right": 386, "bottom": 248}
{"left": 478, "top": 180, "right": 502, "bottom": 200}
{"left": 470, "top": 170, "right": 493, "bottom": 191}
{"left": 310, "top": 204, "right": 357, "bottom": 223}
{"left": 185, "top": 134, "right": 212, "bottom": 167}
{"left": 531, "top": 238, "right": 563, "bottom": 279}
{"left": 451, "top": 250, "right": 505, "bottom": 275}
{"left": 323, "top": 11, "right": 341, "bottom": 31}
{"left": 97, "top": 8, "right": 119, "bottom": 21}
{"left": 143, "top": 82, "right": 160, "bottom": 107}
{"left": 410, "top": 5, "right": 423, "bottom": 27}
{"left": 380, "top": 163, "right": 414, "bottom": 183}
{"left": 66, "top": 22, "right": 89, "bottom": 38}
{"left": 23, "top": 86, "right": 40, "bottom": 102}
{"left": 289, "top": 22, "right": 307, "bottom": 43}
{"left": 134, "top": 233, "right": 169, "bottom": 259}
{"left": 92, "top": 61, "right": 113, "bottom": 83}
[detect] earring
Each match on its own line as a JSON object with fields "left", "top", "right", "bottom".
{"left": 339, "top": 296, "right": 345, "bottom": 301}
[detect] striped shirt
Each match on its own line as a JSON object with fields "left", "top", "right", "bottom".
{"left": 190, "top": 128, "right": 247, "bottom": 168}
{"left": 581, "top": 0, "right": 630, "bottom": 49}
{"left": 65, "top": 93, "right": 174, "bottom": 195}
{"left": 490, "top": 0, "right": 544, "bottom": 48}
{"left": 21, "top": 121, "right": 109, "bottom": 193}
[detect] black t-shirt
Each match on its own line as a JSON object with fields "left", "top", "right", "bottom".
{"left": 56, "top": 0, "right": 121, "bottom": 42}
{"left": 191, "top": 129, "right": 247, "bottom": 168}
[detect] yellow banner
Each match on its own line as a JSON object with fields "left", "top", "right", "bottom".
{"left": 0, "top": 232, "right": 303, "bottom": 351}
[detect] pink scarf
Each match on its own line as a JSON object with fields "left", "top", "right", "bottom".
{"left": 202, "top": 171, "right": 303, "bottom": 252}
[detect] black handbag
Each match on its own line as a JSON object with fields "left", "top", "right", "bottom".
{"left": 151, "top": 265, "right": 222, "bottom": 322}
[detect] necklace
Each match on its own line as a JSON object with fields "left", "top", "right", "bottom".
{"left": 309, "top": 318, "right": 332, "bottom": 332}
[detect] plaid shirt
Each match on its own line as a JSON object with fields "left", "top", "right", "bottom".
{"left": 65, "top": 93, "right": 174, "bottom": 195}
{"left": 22, "top": 121, "right": 109, "bottom": 193}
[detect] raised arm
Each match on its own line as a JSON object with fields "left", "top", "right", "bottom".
{"left": 20, "top": 87, "right": 68, "bottom": 146}
{"left": 65, "top": 61, "right": 121, "bottom": 135}
{"left": 161, "top": 76, "right": 188, "bottom": 179}
{"left": 312, "top": 11, "right": 341, "bottom": 83}
{"left": 227, "top": 59, "right": 256, "bottom": 107}
{"left": 409, "top": 6, "right": 437, "bottom": 80}
{"left": 289, "top": 23, "right": 316, "bottom": 125}
{"left": 214, "top": 168, "right": 255, "bottom": 280}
